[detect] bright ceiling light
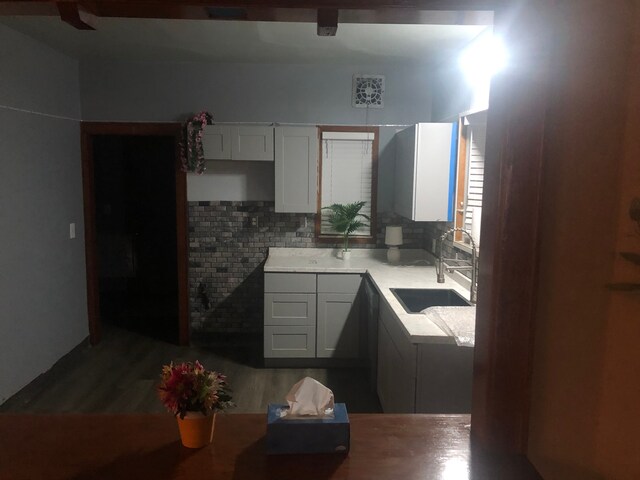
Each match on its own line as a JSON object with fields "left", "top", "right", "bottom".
{"left": 459, "top": 31, "right": 508, "bottom": 83}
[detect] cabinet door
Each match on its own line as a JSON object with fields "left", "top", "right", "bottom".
{"left": 264, "top": 273, "right": 316, "bottom": 294}
{"left": 416, "top": 343, "right": 474, "bottom": 413}
{"left": 413, "top": 123, "right": 457, "bottom": 221}
{"left": 316, "top": 293, "right": 360, "bottom": 358}
{"left": 274, "top": 126, "right": 318, "bottom": 213}
{"left": 393, "top": 123, "right": 457, "bottom": 221}
{"left": 394, "top": 125, "right": 417, "bottom": 220}
{"left": 376, "top": 301, "right": 416, "bottom": 412}
{"left": 231, "top": 126, "right": 274, "bottom": 161}
{"left": 264, "top": 293, "right": 316, "bottom": 326}
{"left": 264, "top": 325, "right": 316, "bottom": 358}
{"left": 202, "top": 125, "right": 232, "bottom": 160}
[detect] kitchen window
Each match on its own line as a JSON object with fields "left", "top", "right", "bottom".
{"left": 453, "top": 111, "right": 486, "bottom": 249}
{"left": 316, "top": 126, "right": 378, "bottom": 243}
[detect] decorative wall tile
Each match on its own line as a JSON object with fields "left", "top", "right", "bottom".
{"left": 188, "top": 201, "right": 431, "bottom": 333}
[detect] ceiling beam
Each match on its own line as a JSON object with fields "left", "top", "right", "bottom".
{"left": 56, "top": 2, "right": 96, "bottom": 29}
{"left": 1, "top": 1, "right": 498, "bottom": 23}
{"left": 317, "top": 8, "right": 338, "bottom": 36}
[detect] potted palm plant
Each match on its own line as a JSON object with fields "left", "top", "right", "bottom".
{"left": 323, "top": 201, "right": 370, "bottom": 260}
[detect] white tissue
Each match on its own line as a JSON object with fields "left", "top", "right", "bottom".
{"left": 285, "top": 377, "right": 335, "bottom": 417}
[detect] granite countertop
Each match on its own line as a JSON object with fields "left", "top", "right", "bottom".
{"left": 265, "top": 248, "right": 476, "bottom": 345}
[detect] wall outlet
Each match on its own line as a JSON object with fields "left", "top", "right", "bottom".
{"left": 251, "top": 217, "right": 259, "bottom": 228}
{"left": 69, "top": 223, "right": 76, "bottom": 239}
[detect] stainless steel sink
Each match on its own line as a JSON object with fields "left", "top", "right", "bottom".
{"left": 391, "top": 288, "right": 471, "bottom": 313}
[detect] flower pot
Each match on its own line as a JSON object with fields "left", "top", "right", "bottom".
{"left": 341, "top": 250, "right": 351, "bottom": 260}
{"left": 176, "top": 412, "right": 216, "bottom": 448}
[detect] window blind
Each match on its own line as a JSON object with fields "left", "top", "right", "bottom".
{"left": 463, "top": 124, "right": 486, "bottom": 234}
{"left": 320, "top": 133, "right": 374, "bottom": 236}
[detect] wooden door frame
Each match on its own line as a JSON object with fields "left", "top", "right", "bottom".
{"left": 469, "top": 4, "right": 554, "bottom": 455}
{"left": 80, "top": 122, "right": 189, "bottom": 346}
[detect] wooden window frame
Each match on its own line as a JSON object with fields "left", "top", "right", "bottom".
{"left": 315, "top": 125, "right": 379, "bottom": 245}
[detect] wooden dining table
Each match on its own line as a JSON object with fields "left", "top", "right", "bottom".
{"left": 0, "top": 413, "right": 541, "bottom": 479}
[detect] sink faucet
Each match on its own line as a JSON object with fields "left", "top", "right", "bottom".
{"left": 436, "top": 227, "right": 478, "bottom": 304}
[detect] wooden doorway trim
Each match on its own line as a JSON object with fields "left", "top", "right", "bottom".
{"left": 81, "top": 122, "right": 189, "bottom": 346}
{"left": 470, "top": 4, "right": 554, "bottom": 454}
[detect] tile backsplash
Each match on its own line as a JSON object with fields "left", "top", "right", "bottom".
{"left": 189, "top": 201, "right": 430, "bottom": 333}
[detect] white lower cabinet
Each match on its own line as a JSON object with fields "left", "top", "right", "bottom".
{"left": 264, "top": 293, "right": 316, "bottom": 358}
{"left": 316, "top": 293, "right": 360, "bottom": 358}
{"left": 415, "top": 343, "right": 474, "bottom": 413}
{"left": 376, "top": 300, "right": 416, "bottom": 413}
{"left": 264, "top": 325, "right": 316, "bottom": 358}
{"left": 376, "top": 297, "right": 473, "bottom": 413}
{"left": 264, "top": 293, "right": 316, "bottom": 327}
{"left": 263, "top": 273, "right": 362, "bottom": 360}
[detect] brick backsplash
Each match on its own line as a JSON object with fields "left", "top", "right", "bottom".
{"left": 189, "top": 201, "right": 431, "bottom": 333}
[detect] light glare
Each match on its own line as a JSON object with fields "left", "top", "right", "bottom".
{"left": 459, "top": 33, "right": 508, "bottom": 83}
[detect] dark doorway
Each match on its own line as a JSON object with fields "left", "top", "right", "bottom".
{"left": 92, "top": 135, "right": 179, "bottom": 343}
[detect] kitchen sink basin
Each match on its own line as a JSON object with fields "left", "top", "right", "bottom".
{"left": 391, "top": 288, "right": 471, "bottom": 313}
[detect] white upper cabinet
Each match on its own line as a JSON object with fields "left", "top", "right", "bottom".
{"left": 274, "top": 126, "right": 318, "bottom": 213}
{"left": 201, "top": 125, "right": 232, "bottom": 160}
{"left": 394, "top": 123, "right": 458, "bottom": 222}
{"left": 231, "top": 126, "right": 274, "bottom": 161}
{"left": 203, "top": 125, "right": 274, "bottom": 161}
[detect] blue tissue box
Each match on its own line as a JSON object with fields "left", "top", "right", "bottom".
{"left": 266, "top": 403, "right": 350, "bottom": 455}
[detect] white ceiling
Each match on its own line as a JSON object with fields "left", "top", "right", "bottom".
{"left": 0, "top": 16, "right": 490, "bottom": 65}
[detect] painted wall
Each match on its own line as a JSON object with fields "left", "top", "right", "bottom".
{"left": 80, "top": 61, "right": 432, "bottom": 125}
{"left": 0, "top": 25, "right": 87, "bottom": 403}
{"left": 527, "top": 1, "right": 640, "bottom": 478}
{"left": 81, "top": 60, "right": 430, "bottom": 204}
{"left": 431, "top": 60, "right": 489, "bottom": 122}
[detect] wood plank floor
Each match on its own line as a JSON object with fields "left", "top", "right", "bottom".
{"left": 0, "top": 325, "right": 382, "bottom": 414}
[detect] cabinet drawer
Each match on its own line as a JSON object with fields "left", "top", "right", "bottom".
{"left": 264, "top": 326, "right": 316, "bottom": 358}
{"left": 264, "top": 293, "right": 316, "bottom": 326}
{"left": 265, "top": 273, "right": 316, "bottom": 293}
{"left": 317, "top": 274, "right": 363, "bottom": 294}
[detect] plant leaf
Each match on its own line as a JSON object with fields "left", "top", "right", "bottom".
{"left": 322, "top": 201, "right": 368, "bottom": 234}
